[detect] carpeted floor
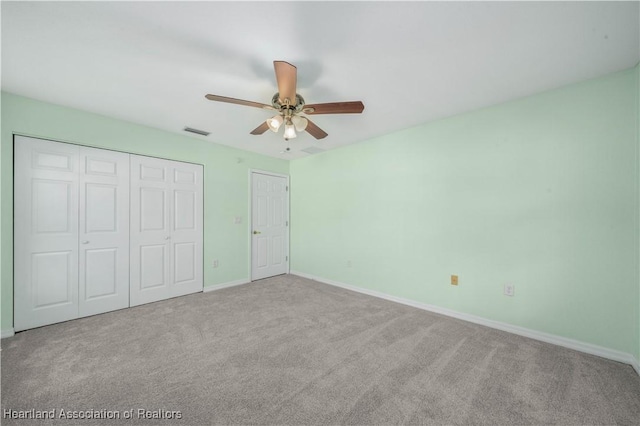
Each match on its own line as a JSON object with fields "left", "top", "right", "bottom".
{"left": 2, "top": 274, "right": 639, "bottom": 425}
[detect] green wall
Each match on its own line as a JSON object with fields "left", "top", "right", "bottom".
{"left": 3, "top": 67, "right": 639, "bottom": 361}
{"left": 0, "top": 92, "right": 288, "bottom": 331}
{"left": 291, "top": 67, "right": 639, "bottom": 358}
{"left": 637, "top": 63, "right": 640, "bottom": 362}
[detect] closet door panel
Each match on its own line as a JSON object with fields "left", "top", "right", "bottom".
{"left": 14, "top": 136, "right": 80, "bottom": 331}
{"left": 170, "top": 163, "right": 203, "bottom": 297}
{"left": 130, "top": 156, "right": 172, "bottom": 306}
{"left": 78, "top": 147, "right": 130, "bottom": 317}
{"left": 130, "top": 156, "right": 203, "bottom": 305}
{"left": 140, "top": 244, "right": 167, "bottom": 289}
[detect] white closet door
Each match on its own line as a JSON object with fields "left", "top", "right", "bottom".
{"left": 78, "top": 147, "right": 130, "bottom": 317}
{"left": 130, "top": 155, "right": 202, "bottom": 306}
{"left": 170, "top": 162, "right": 203, "bottom": 298}
{"left": 130, "top": 156, "right": 172, "bottom": 306}
{"left": 14, "top": 136, "right": 80, "bottom": 331}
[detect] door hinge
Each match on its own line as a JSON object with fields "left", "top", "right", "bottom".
{"left": 286, "top": 220, "right": 288, "bottom": 226}
{"left": 286, "top": 256, "right": 288, "bottom": 261}
{"left": 286, "top": 186, "right": 289, "bottom": 191}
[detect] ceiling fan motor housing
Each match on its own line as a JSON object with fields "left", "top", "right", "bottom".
{"left": 272, "top": 93, "right": 305, "bottom": 113}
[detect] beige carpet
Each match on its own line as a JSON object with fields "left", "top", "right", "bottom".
{"left": 2, "top": 274, "right": 639, "bottom": 425}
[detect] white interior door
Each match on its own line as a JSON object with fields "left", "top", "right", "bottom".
{"left": 251, "top": 172, "right": 289, "bottom": 281}
{"left": 130, "top": 155, "right": 203, "bottom": 306}
{"left": 14, "top": 136, "right": 80, "bottom": 331}
{"left": 78, "top": 147, "right": 130, "bottom": 317}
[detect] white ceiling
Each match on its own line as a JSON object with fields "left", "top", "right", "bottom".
{"left": 2, "top": 2, "right": 639, "bottom": 160}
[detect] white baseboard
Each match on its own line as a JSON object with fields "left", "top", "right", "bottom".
{"left": 290, "top": 270, "right": 639, "bottom": 375}
{"left": 632, "top": 356, "right": 640, "bottom": 376}
{"left": 1, "top": 328, "right": 15, "bottom": 339}
{"left": 203, "top": 278, "right": 251, "bottom": 293}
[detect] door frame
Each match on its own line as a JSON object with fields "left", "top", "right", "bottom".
{"left": 249, "top": 169, "right": 290, "bottom": 282}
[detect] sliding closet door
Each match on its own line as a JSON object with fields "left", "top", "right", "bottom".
{"left": 14, "top": 136, "right": 80, "bottom": 331}
{"left": 78, "top": 147, "right": 130, "bottom": 317}
{"left": 130, "top": 155, "right": 203, "bottom": 306}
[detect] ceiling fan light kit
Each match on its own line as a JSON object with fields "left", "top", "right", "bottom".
{"left": 267, "top": 115, "right": 283, "bottom": 132}
{"left": 291, "top": 115, "right": 308, "bottom": 132}
{"left": 205, "top": 60, "right": 365, "bottom": 145}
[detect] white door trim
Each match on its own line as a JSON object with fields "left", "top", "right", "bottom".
{"left": 249, "top": 169, "right": 290, "bottom": 281}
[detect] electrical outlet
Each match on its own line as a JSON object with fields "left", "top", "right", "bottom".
{"left": 234, "top": 216, "right": 242, "bottom": 224}
{"left": 213, "top": 260, "right": 219, "bottom": 268}
{"left": 504, "top": 283, "right": 514, "bottom": 297}
{"left": 451, "top": 275, "right": 458, "bottom": 286}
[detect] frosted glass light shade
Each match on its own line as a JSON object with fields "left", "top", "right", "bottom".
{"left": 267, "top": 115, "right": 283, "bottom": 132}
{"left": 291, "top": 115, "right": 308, "bottom": 132}
{"left": 284, "top": 122, "right": 297, "bottom": 139}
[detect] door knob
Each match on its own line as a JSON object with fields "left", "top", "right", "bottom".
{"left": 82, "top": 241, "right": 90, "bottom": 244}
{"left": 253, "top": 230, "right": 261, "bottom": 235}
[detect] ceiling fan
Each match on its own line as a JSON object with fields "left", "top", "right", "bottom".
{"left": 205, "top": 61, "right": 364, "bottom": 141}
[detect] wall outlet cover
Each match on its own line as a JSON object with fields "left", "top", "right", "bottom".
{"left": 504, "top": 284, "right": 514, "bottom": 296}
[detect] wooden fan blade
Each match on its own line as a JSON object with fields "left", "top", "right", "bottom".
{"left": 273, "top": 61, "right": 297, "bottom": 105}
{"left": 304, "top": 101, "right": 365, "bottom": 115}
{"left": 305, "top": 118, "right": 328, "bottom": 140}
{"left": 250, "top": 122, "right": 270, "bottom": 135}
{"left": 205, "top": 94, "right": 274, "bottom": 110}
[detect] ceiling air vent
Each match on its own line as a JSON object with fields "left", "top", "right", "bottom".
{"left": 301, "top": 146, "right": 325, "bottom": 155}
{"left": 183, "top": 127, "right": 210, "bottom": 136}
